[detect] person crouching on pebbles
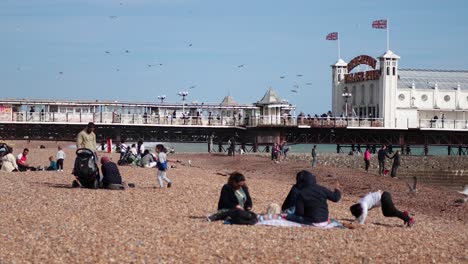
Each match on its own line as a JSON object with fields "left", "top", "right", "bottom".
{"left": 155, "top": 144, "right": 172, "bottom": 188}
{"left": 350, "top": 190, "right": 415, "bottom": 227}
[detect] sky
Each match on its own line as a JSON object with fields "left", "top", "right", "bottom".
{"left": 1, "top": 0, "right": 467, "bottom": 114}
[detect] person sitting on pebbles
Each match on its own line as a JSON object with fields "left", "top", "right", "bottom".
{"left": 350, "top": 190, "right": 415, "bottom": 227}
{"left": 207, "top": 172, "right": 253, "bottom": 222}
{"left": 16, "top": 148, "right": 37, "bottom": 171}
{"left": 281, "top": 171, "right": 307, "bottom": 214}
{"left": 286, "top": 170, "right": 341, "bottom": 226}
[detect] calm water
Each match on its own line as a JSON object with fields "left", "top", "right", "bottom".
{"left": 113, "top": 142, "right": 459, "bottom": 156}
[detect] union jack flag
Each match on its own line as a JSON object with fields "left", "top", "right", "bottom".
{"left": 372, "top": 19, "right": 387, "bottom": 29}
{"left": 326, "top": 32, "right": 338, "bottom": 40}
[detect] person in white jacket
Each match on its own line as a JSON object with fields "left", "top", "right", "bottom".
{"left": 350, "top": 190, "right": 415, "bottom": 227}
{"left": 1, "top": 147, "right": 18, "bottom": 172}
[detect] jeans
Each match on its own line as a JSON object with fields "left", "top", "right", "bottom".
{"left": 378, "top": 160, "right": 385, "bottom": 175}
{"left": 157, "top": 170, "right": 171, "bottom": 188}
{"left": 365, "top": 160, "right": 370, "bottom": 172}
{"left": 312, "top": 157, "right": 317, "bottom": 167}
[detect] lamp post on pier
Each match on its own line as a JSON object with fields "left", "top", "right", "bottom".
{"left": 178, "top": 91, "right": 189, "bottom": 115}
{"left": 342, "top": 92, "right": 352, "bottom": 118}
{"left": 157, "top": 95, "right": 166, "bottom": 104}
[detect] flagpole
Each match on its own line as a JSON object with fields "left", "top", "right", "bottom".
{"left": 338, "top": 33, "right": 341, "bottom": 59}
{"left": 387, "top": 18, "right": 390, "bottom": 51}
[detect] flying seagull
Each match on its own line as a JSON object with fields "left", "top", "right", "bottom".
{"left": 59, "top": 71, "right": 63, "bottom": 75}
{"left": 297, "top": 74, "right": 303, "bottom": 77}
{"left": 291, "top": 89, "right": 298, "bottom": 93}
{"left": 305, "top": 82, "right": 312, "bottom": 85}
{"left": 188, "top": 43, "right": 193, "bottom": 47}
{"left": 125, "top": 50, "right": 130, "bottom": 53}
{"left": 105, "top": 51, "right": 110, "bottom": 54}
{"left": 238, "top": 64, "right": 244, "bottom": 68}
{"left": 280, "top": 76, "right": 285, "bottom": 79}
{"left": 109, "top": 16, "right": 118, "bottom": 19}
{"left": 189, "top": 85, "right": 196, "bottom": 89}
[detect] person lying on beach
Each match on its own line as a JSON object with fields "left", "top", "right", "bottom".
{"left": 281, "top": 171, "right": 307, "bottom": 214}
{"left": 286, "top": 170, "right": 341, "bottom": 226}
{"left": 207, "top": 172, "right": 253, "bottom": 222}
{"left": 350, "top": 190, "right": 415, "bottom": 227}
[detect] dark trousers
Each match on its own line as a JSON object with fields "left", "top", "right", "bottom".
{"left": 378, "top": 160, "right": 385, "bottom": 175}
{"left": 18, "top": 164, "right": 36, "bottom": 171}
{"left": 381, "top": 192, "right": 410, "bottom": 222}
{"left": 365, "top": 160, "right": 370, "bottom": 172}
{"left": 57, "top": 159, "right": 64, "bottom": 170}
{"left": 391, "top": 164, "right": 399, "bottom": 177}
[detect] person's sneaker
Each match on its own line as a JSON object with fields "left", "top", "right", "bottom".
{"left": 71, "top": 180, "right": 80, "bottom": 188}
{"left": 167, "top": 182, "right": 172, "bottom": 188}
{"left": 407, "top": 217, "right": 415, "bottom": 227}
{"left": 206, "top": 215, "right": 212, "bottom": 222}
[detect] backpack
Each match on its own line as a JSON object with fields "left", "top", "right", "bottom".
{"left": 228, "top": 209, "right": 258, "bottom": 225}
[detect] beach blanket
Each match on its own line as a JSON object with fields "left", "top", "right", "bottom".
{"left": 224, "top": 214, "right": 345, "bottom": 229}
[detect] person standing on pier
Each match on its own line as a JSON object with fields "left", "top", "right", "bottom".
{"left": 377, "top": 145, "right": 387, "bottom": 176}
{"left": 76, "top": 122, "right": 97, "bottom": 155}
{"left": 311, "top": 145, "right": 318, "bottom": 167}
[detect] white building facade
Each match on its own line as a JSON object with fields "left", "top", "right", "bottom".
{"left": 332, "top": 50, "right": 468, "bottom": 129}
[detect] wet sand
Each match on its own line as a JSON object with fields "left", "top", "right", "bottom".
{"left": 0, "top": 142, "right": 467, "bottom": 263}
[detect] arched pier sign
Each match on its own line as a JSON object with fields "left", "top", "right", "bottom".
{"left": 345, "top": 55, "right": 380, "bottom": 83}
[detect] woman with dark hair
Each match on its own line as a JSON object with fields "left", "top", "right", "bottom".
{"left": 388, "top": 150, "right": 401, "bottom": 178}
{"left": 350, "top": 190, "right": 415, "bottom": 227}
{"left": 281, "top": 171, "right": 307, "bottom": 213}
{"left": 207, "top": 172, "right": 253, "bottom": 221}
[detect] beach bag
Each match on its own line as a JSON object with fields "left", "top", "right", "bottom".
{"left": 228, "top": 209, "right": 258, "bottom": 225}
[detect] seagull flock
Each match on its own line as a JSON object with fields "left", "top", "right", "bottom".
{"left": 14, "top": 1, "right": 314, "bottom": 97}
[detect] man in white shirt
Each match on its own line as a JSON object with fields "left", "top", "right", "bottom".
{"left": 350, "top": 190, "right": 415, "bottom": 227}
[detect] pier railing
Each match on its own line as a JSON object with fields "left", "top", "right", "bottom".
{"left": 1, "top": 111, "right": 468, "bottom": 130}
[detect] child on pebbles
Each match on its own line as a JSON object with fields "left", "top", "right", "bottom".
{"left": 155, "top": 144, "right": 172, "bottom": 188}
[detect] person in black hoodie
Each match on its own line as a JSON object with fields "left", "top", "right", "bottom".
{"left": 286, "top": 170, "right": 341, "bottom": 225}
{"left": 281, "top": 171, "right": 307, "bottom": 214}
{"left": 207, "top": 172, "right": 253, "bottom": 221}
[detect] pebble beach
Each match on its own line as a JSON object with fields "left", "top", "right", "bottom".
{"left": 0, "top": 141, "right": 467, "bottom": 263}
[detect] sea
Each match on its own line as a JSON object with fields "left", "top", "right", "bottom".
{"left": 99, "top": 142, "right": 459, "bottom": 156}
